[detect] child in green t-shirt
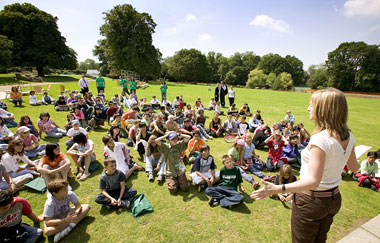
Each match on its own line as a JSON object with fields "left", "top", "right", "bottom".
{"left": 205, "top": 155, "right": 245, "bottom": 209}
{"left": 96, "top": 74, "right": 105, "bottom": 94}
{"left": 119, "top": 76, "right": 130, "bottom": 95}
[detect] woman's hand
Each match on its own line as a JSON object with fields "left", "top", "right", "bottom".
{"left": 250, "top": 180, "right": 279, "bottom": 201}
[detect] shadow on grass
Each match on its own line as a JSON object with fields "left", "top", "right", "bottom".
{"left": 46, "top": 216, "right": 96, "bottom": 242}
{"left": 68, "top": 177, "right": 80, "bottom": 191}
{"left": 230, "top": 202, "right": 251, "bottom": 214}
{"left": 341, "top": 174, "right": 355, "bottom": 182}
{"left": 99, "top": 205, "right": 128, "bottom": 216}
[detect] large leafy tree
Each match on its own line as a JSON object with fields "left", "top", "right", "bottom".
{"left": 0, "top": 3, "right": 77, "bottom": 76}
{"left": 257, "top": 53, "right": 304, "bottom": 86}
{"left": 95, "top": 4, "right": 161, "bottom": 79}
{"left": 168, "top": 48, "right": 211, "bottom": 82}
{"left": 326, "top": 41, "right": 380, "bottom": 91}
{"left": 0, "top": 35, "right": 13, "bottom": 69}
{"left": 246, "top": 69, "right": 267, "bottom": 88}
{"left": 307, "top": 64, "right": 328, "bottom": 89}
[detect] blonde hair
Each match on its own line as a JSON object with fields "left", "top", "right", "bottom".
{"left": 311, "top": 88, "right": 349, "bottom": 141}
{"left": 279, "top": 164, "right": 294, "bottom": 185}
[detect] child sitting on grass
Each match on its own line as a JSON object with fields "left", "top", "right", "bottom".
{"left": 38, "top": 112, "right": 66, "bottom": 138}
{"left": 353, "top": 151, "right": 379, "bottom": 191}
{"left": 43, "top": 180, "right": 91, "bottom": 242}
{"left": 38, "top": 143, "right": 71, "bottom": 185}
{"left": 95, "top": 158, "right": 137, "bottom": 209}
{"left": 67, "top": 133, "right": 96, "bottom": 181}
{"left": 265, "top": 130, "right": 288, "bottom": 172}
{"left": 205, "top": 155, "right": 244, "bottom": 209}
{"left": 102, "top": 135, "right": 144, "bottom": 180}
{"left": 29, "top": 90, "right": 43, "bottom": 106}
{"left": 189, "top": 144, "right": 219, "bottom": 192}
{"left": 271, "top": 164, "right": 297, "bottom": 204}
{"left": 42, "top": 92, "right": 55, "bottom": 105}
{"left": 0, "top": 190, "right": 43, "bottom": 243}
{"left": 156, "top": 132, "right": 191, "bottom": 194}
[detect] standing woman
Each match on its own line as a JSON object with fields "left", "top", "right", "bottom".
{"left": 251, "top": 88, "right": 360, "bottom": 242}
{"left": 228, "top": 85, "right": 235, "bottom": 108}
{"left": 214, "top": 83, "right": 220, "bottom": 103}
{"left": 96, "top": 73, "right": 105, "bottom": 94}
{"left": 160, "top": 80, "right": 168, "bottom": 102}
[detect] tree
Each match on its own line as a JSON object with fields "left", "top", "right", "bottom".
{"left": 326, "top": 41, "right": 380, "bottom": 91}
{"left": 225, "top": 66, "right": 247, "bottom": 85}
{"left": 258, "top": 53, "right": 304, "bottom": 86}
{"left": 227, "top": 51, "right": 260, "bottom": 85}
{"left": 0, "top": 35, "right": 13, "bottom": 69}
{"left": 95, "top": 4, "right": 161, "bottom": 79}
{"left": 168, "top": 48, "right": 211, "bottom": 82}
{"left": 246, "top": 69, "right": 267, "bottom": 88}
{"left": 266, "top": 72, "right": 277, "bottom": 89}
{"left": 79, "top": 59, "right": 99, "bottom": 71}
{"left": 307, "top": 64, "right": 328, "bottom": 89}
{"left": 275, "top": 72, "right": 293, "bottom": 90}
{"left": 0, "top": 3, "right": 77, "bottom": 76}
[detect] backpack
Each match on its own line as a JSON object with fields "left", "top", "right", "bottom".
{"left": 130, "top": 193, "right": 153, "bottom": 224}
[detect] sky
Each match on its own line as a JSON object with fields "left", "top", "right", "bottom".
{"left": 1, "top": 0, "right": 380, "bottom": 70}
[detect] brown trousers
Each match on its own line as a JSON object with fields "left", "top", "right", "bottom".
{"left": 291, "top": 191, "right": 341, "bottom": 243}
{"left": 165, "top": 174, "right": 189, "bottom": 193}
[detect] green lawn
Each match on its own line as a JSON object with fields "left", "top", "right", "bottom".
{"left": 1, "top": 79, "right": 380, "bottom": 243}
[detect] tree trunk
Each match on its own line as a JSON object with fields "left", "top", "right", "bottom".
{"left": 36, "top": 66, "right": 45, "bottom": 77}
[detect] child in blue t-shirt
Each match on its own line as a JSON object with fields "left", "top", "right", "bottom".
{"left": 205, "top": 155, "right": 244, "bottom": 209}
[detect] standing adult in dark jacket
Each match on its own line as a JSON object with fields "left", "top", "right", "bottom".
{"left": 214, "top": 83, "right": 220, "bottom": 103}
{"left": 219, "top": 81, "right": 227, "bottom": 108}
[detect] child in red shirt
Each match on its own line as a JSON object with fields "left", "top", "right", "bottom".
{"left": 0, "top": 190, "right": 43, "bottom": 242}
{"left": 265, "top": 130, "right": 288, "bottom": 171}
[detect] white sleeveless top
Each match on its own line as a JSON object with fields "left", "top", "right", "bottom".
{"left": 300, "top": 130, "right": 354, "bottom": 191}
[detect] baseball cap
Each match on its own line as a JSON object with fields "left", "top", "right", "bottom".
{"left": 72, "top": 120, "right": 80, "bottom": 126}
{"left": 17, "top": 126, "right": 30, "bottom": 133}
{"left": 167, "top": 132, "right": 178, "bottom": 140}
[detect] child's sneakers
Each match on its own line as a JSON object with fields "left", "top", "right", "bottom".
{"left": 148, "top": 172, "right": 154, "bottom": 182}
{"left": 120, "top": 200, "right": 131, "bottom": 208}
{"left": 157, "top": 174, "right": 164, "bottom": 182}
{"left": 208, "top": 198, "right": 219, "bottom": 207}
{"left": 53, "top": 223, "right": 76, "bottom": 242}
{"left": 253, "top": 182, "right": 260, "bottom": 190}
{"left": 198, "top": 184, "right": 207, "bottom": 192}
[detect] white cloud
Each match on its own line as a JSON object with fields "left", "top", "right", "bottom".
{"left": 369, "top": 24, "right": 380, "bottom": 31}
{"left": 163, "top": 27, "right": 178, "bottom": 35}
{"left": 186, "top": 14, "right": 196, "bottom": 21}
{"left": 249, "top": 14, "right": 290, "bottom": 33}
{"left": 343, "top": 0, "right": 380, "bottom": 17}
{"left": 199, "top": 33, "right": 212, "bottom": 40}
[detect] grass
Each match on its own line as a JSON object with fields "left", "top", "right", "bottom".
{"left": 1, "top": 78, "right": 380, "bottom": 243}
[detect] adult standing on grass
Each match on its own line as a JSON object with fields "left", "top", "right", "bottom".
{"left": 160, "top": 80, "right": 168, "bottom": 102}
{"left": 78, "top": 73, "right": 89, "bottom": 95}
{"left": 219, "top": 81, "right": 227, "bottom": 108}
{"left": 129, "top": 76, "right": 137, "bottom": 95}
{"left": 120, "top": 76, "right": 130, "bottom": 95}
{"left": 251, "top": 88, "right": 360, "bottom": 243}
{"left": 96, "top": 73, "right": 105, "bottom": 94}
{"left": 214, "top": 83, "right": 220, "bottom": 103}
